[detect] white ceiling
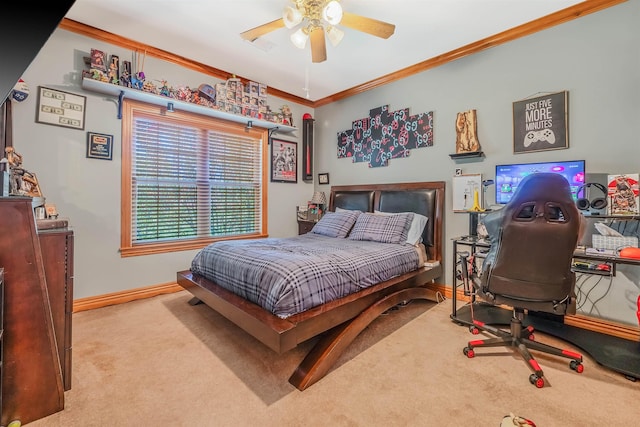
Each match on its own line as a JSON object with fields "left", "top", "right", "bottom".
{"left": 64, "top": 0, "right": 585, "bottom": 102}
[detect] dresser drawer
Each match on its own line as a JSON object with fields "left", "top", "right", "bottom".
{"left": 297, "top": 220, "right": 316, "bottom": 235}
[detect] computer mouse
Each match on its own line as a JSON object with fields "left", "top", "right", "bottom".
{"left": 619, "top": 247, "right": 640, "bottom": 259}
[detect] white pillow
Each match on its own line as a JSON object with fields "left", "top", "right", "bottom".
{"left": 374, "top": 210, "right": 429, "bottom": 246}
{"left": 335, "top": 206, "right": 357, "bottom": 212}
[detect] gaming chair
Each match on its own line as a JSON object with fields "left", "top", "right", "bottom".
{"left": 460, "top": 173, "right": 585, "bottom": 388}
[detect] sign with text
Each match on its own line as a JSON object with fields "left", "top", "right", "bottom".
{"left": 512, "top": 91, "right": 568, "bottom": 153}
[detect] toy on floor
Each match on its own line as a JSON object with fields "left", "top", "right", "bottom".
{"left": 501, "top": 413, "right": 536, "bottom": 426}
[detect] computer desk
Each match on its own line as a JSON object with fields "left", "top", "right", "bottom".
{"left": 451, "top": 235, "right": 640, "bottom": 382}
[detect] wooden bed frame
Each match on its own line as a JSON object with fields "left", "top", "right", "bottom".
{"left": 177, "top": 181, "right": 445, "bottom": 390}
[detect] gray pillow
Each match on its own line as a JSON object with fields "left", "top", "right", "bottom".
{"left": 311, "top": 210, "right": 361, "bottom": 238}
{"left": 374, "top": 210, "right": 429, "bottom": 246}
{"left": 348, "top": 212, "right": 414, "bottom": 244}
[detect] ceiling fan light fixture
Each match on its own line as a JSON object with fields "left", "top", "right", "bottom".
{"left": 326, "top": 25, "right": 344, "bottom": 47}
{"left": 283, "top": 4, "right": 303, "bottom": 29}
{"left": 322, "top": 1, "right": 343, "bottom": 25}
{"left": 290, "top": 27, "right": 308, "bottom": 49}
{"left": 240, "top": 0, "right": 395, "bottom": 64}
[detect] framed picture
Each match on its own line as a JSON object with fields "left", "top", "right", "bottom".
{"left": 318, "top": 172, "right": 330, "bottom": 185}
{"left": 90, "top": 48, "right": 107, "bottom": 71}
{"left": 36, "top": 86, "right": 86, "bottom": 130}
{"left": 512, "top": 90, "right": 568, "bottom": 154}
{"left": 271, "top": 138, "right": 297, "bottom": 183}
{"left": 452, "top": 174, "right": 483, "bottom": 212}
{"left": 86, "top": 132, "right": 113, "bottom": 160}
{"left": 44, "top": 203, "right": 58, "bottom": 218}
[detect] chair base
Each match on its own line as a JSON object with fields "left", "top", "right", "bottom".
{"left": 463, "top": 309, "right": 584, "bottom": 388}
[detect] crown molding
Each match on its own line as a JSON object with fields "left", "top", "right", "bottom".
{"left": 59, "top": 0, "right": 625, "bottom": 108}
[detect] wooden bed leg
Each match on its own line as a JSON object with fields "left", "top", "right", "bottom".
{"left": 188, "top": 297, "right": 203, "bottom": 306}
{"left": 288, "top": 287, "right": 438, "bottom": 390}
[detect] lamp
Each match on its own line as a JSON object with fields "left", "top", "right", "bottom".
{"left": 326, "top": 26, "right": 344, "bottom": 47}
{"left": 245, "top": 120, "right": 253, "bottom": 131}
{"left": 322, "top": 1, "right": 343, "bottom": 25}
{"left": 310, "top": 191, "right": 327, "bottom": 206}
{"left": 167, "top": 102, "right": 174, "bottom": 113}
{"left": 290, "top": 27, "right": 309, "bottom": 49}
{"left": 283, "top": 4, "right": 303, "bottom": 28}
{"left": 283, "top": 0, "right": 345, "bottom": 50}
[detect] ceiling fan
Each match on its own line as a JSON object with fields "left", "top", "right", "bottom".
{"left": 240, "top": 0, "right": 396, "bottom": 63}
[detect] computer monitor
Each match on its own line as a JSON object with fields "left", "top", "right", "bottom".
{"left": 495, "top": 159, "right": 586, "bottom": 204}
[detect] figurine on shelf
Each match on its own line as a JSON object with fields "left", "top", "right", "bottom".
{"left": 175, "top": 85, "right": 192, "bottom": 102}
{"left": 120, "top": 60, "right": 132, "bottom": 87}
{"left": 280, "top": 105, "right": 293, "bottom": 126}
{"left": 141, "top": 79, "right": 158, "bottom": 94}
{"left": 108, "top": 55, "right": 119, "bottom": 85}
{"left": 157, "top": 79, "right": 171, "bottom": 97}
{"left": 131, "top": 73, "right": 144, "bottom": 90}
{"left": 133, "top": 49, "right": 147, "bottom": 90}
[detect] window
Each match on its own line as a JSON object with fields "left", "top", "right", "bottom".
{"left": 120, "top": 100, "right": 269, "bottom": 257}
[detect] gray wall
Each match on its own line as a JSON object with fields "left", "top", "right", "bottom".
{"left": 13, "top": 29, "right": 316, "bottom": 300}
{"left": 314, "top": 1, "right": 639, "bottom": 325}
{"left": 10, "top": 1, "right": 640, "bottom": 325}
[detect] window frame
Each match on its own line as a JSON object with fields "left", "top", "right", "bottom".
{"left": 120, "top": 99, "right": 270, "bottom": 257}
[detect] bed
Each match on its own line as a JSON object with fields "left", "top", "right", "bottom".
{"left": 177, "top": 181, "right": 445, "bottom": 390}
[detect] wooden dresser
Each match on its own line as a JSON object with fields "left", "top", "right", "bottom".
{"left": 0, "top": 268, "right": 4, "bottom": 418}
{"left": 0, "top": 197, "right": 66, "bottom": 425}
{"left": 38, "top": 228, "right": 74, "bottom": 391}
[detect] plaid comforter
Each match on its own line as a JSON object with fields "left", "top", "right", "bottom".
{"left": 190, "top": 233, "right": 421, "bottom": 318}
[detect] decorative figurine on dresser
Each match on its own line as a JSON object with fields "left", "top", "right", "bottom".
{"left": 4, "top": 146, "right": 43, "bottom": 198}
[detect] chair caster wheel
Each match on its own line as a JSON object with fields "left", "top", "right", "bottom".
{"left": 463, "top": 346, "right": 475, "bottom": 358}
{"left": 529, "top": 374, "right": 544, "bottom": 388}
{"left": 469, "top": 326, "right": 480, "bottom": 334}
{"left": 528, "top": 333, "right": 535, "bottom": 341}
{"left": 570, "top": 360, "right": 584, "bottom": 373}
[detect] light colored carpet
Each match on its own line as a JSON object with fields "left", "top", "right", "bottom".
{"left": 30, "top": 291, "right": 640, "bottom": 426}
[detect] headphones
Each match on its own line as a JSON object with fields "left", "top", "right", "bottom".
{"left": 576, "top": 182, "right": 608, "bottom": 211}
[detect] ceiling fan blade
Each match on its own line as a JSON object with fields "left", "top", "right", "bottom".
{"left": 309, "top": 26, "right": 327, "bottom": 63}
{"left": 340, "top": 12, "right": 395, "bottom": 39}
{"left": 240, "top": 18, "right": 285, "bottom": 42}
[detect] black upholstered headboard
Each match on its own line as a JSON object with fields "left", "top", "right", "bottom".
{"left": 329, "top": 182, "right": 445, "bottom": 262}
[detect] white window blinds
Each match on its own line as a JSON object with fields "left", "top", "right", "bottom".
{"left": 127, "top": 105, "right": 263, "bottom": 247}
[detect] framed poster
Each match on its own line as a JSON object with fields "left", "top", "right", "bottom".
{"left": 36, "top": 86, "right": 86, "bottom": 130}
{"left": 86, "top": 132, "right": 113, "bottom": 160}
{"left": 90, "top": 48, "right": 107, "bottom": 71}
{"left": 606, "top": 173, "right": 639, "bottom": 215}
{"left": 513, "top": 91, "right": 568, "bottom": 154}
{"left": 271, "top": 138, "right": 297, "bottom": 183}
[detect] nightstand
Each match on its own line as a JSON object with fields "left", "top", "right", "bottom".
{"left": 297, "top": 219, "right": 317, "bottom": 235}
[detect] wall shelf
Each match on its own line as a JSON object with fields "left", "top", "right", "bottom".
{"left": 581, "top": 213, "right": 640, "bottom": 220}
{"left": 81, "top": 78, "right": 297, "bottom": 134}
{"left": 449, "top": 151, "right": 484, "bottom": 160}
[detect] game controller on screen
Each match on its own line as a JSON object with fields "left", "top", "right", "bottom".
{"left": 523, "top": 129, "right": 556, "bottom": 147}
